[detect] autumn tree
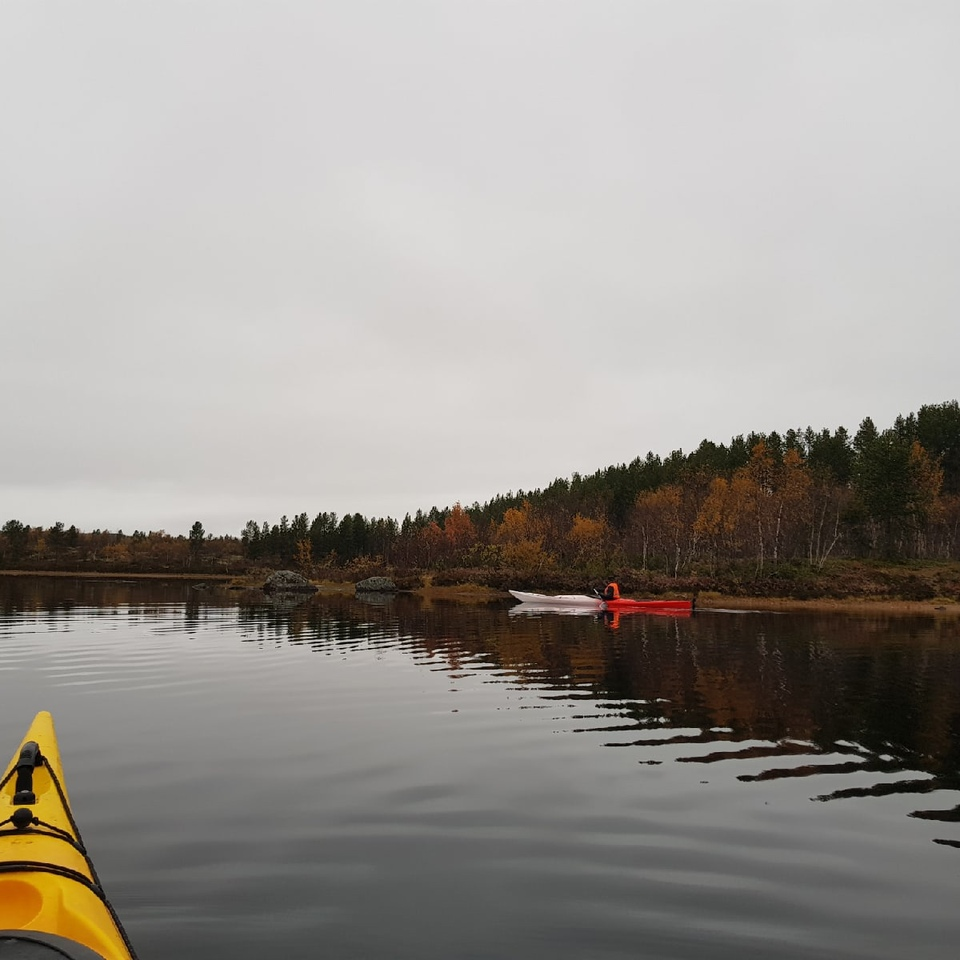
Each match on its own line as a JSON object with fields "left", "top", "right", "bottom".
{"left": 494, "top": 500, "right": 552, "bottom": 574}
{"left": 101, "top": 540, "right": 131, "bottom": 564}
{"left": 295, "top": 537, "right": 313, "bottom": 572}
{"left": 443, "top": 503, "right": 477, "bottom": 561}
{"left": 629, "top": 486, "right": 685, "bottom": 574}
{"left": 744, "top": 441, "right": 778, "bottom": 573}
{"left": 565, "top": 514, "right": 609, "bottom": 573}
{"left": 932, "top": 494, "right": 960, "bottom": 559}
{"left": 419, "top": 520, "right": 445, "bottom": 567}
{"left": 693, "top": 477, "right": 744, "bottom": 572}
{"left": 906, "top": 441, "right": 944, "bottom": 556}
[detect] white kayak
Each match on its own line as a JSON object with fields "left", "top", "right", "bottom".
{"left": 508, "top": 590, "right": 601, "bottom": 608}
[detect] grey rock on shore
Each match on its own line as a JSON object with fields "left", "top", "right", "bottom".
{"left": 263, "top": 570, "right": 318, "bottom": 593}
{"left": 355, "top": 576, "right": 397, "bottom": 593}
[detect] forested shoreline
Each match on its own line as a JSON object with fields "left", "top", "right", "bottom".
{"left": 3, "top": 401, "right": 959, "bottom": 602}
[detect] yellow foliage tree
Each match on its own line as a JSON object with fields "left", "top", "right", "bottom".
{"left": 494, "top": 500, "right": 552, "bottom": 574}
{"left": 496, "top": 501, "right": 535, "bottom": 543}
{"left": 295, "top": 538, "right": 313, "bottom": 572}
{"left": 419, "top": 521, "right": 446, "bottom": 566}
{"left": 630, "top": 485, "right": 684, "bottom": 573}
{"left": 742, "top": 441, "right": 779, "bottom": 573}
{"left": 565, "top": 514, "right": 609, "bottom": 570}
{"left": 101, "top": 542, "right": 131, "bottom": 564}
{"left": 694, "top": 477, "right": 733, "bottom": 571}
{"left": 444, "top": 503, "right": 477, "bottom": 557}
{"left": 907, "top": 441, "right": 944, "bottom": 555}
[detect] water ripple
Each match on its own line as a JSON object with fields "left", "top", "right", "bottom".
{"left": 2, "top": 587, "right": 960, "bottom": 960}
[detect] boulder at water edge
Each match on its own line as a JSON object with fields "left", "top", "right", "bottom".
{"left": 355, "top": 576, "right": 397, "bottom": 593}
{"left": 263, "top": 570, "right": 318, "bottom": 593}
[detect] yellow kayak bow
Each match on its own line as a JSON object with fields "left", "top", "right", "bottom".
{"left": 0, "top": 712, "right": 137, "bottom": 960}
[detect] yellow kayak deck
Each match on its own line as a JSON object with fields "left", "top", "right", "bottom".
{"left": 0, "top": 712, "right": 136, "bottom": 960}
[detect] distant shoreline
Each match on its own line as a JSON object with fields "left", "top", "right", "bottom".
{"left": 3, "top": 569, "right": 959, "bottom": 616}
{"left": 0, "top": 569, "right": 233, "bottom": 581}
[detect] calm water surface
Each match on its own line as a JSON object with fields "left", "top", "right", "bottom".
{"left": 2, "top": 576, "right": 959, "bottom": 959}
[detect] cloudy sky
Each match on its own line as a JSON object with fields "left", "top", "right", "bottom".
{"left": 2, "top": 2, "right": 958, "bottom": 536}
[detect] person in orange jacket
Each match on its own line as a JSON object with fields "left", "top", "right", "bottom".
{"left": 596, "top": 578, "right": 620, "bottom": 601}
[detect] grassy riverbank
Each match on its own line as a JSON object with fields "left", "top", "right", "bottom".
{"left": 400, "top": 559, "right": 960, "bottom": 609}
{"left": 3, "top": 559, "right": 960, "bottom": 614}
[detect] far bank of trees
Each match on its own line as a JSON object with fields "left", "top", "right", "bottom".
{"left": 0, "top": 522, "right": 245, "bottom": 573}
{"left": 238, "top": 401, "right": 960, "bottom": 576}
{"left": 3, "top": 401, "right": 959, "bottom": 578}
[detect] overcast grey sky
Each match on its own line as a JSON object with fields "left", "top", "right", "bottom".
{"left": 2, "top": 2, "right": 958, "bottom": 536}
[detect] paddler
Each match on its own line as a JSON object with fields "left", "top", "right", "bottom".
{"left": 597, "top": 578, "right": 620, "bottom": 601}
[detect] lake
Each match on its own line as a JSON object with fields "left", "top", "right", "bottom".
{"left": 2, "top": 576, "right": 959, "bottom": 960}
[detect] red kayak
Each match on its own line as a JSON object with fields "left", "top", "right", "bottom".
{"left": 601, "top": 597, "right": 694, "bottom": 612}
